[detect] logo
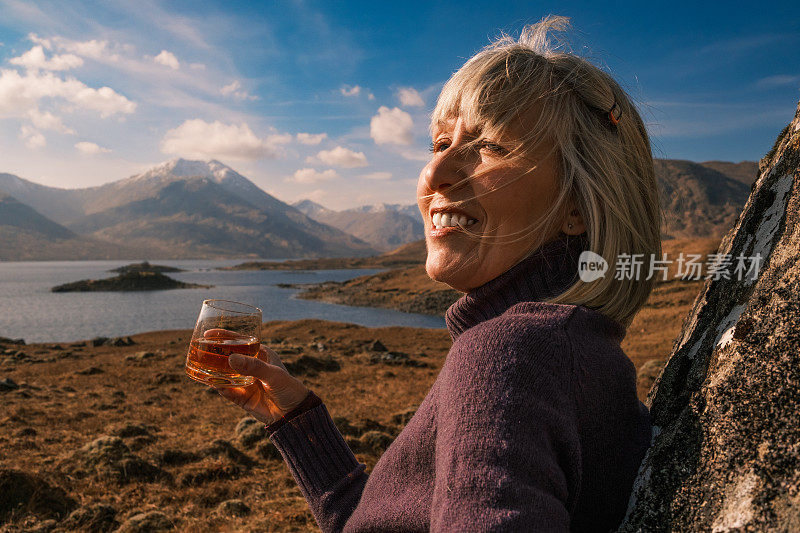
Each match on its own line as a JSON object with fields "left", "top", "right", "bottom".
{"left": 578, "top": 251, "right": 608, "bottom": 282}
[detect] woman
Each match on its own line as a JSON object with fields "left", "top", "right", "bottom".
{"left": 216, "top": 16, "right": 659, "bottom": 532}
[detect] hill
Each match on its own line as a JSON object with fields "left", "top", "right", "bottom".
{"left": 655, "top": 159, "right": 752, "bottom": 239}
{"left": 0, "top": 193, "right": 144, "bottom": 261}
{"left": 293, "top": 200, "right": 423, "bottom": 252}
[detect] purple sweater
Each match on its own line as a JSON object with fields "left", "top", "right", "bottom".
{"left": 268, "top": 235, "right": 652, "bottom": 532}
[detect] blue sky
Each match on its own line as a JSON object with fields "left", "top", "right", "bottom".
{"left": 0, "top": 0, "right": 798, "bottom": 209}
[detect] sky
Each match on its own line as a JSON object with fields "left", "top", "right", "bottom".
{"left": 0, "top": 0, "right": 798, "bottom": 210}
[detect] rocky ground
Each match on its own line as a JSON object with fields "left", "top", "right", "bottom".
{"left": 0, "top": 236, "right": 720, "bottom": 532}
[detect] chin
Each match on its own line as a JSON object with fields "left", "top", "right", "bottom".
{"left": 425, "top": 257, "right": 471, "bottom": 293}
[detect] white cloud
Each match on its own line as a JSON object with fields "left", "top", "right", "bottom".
{"left": 32, "top": 34, "right": 119, "bottom": 62}
{"left": 397, "top": 87, "right": 424, "bottom": 107}
{"left": 289, "top": 168, "right": 339, "bottom": 184}
{"left": 19, "top": 126, "right": 45, "bottom": 149}
{"left": 267, "top": 133, "right": 293, "bottom": 145}
{"left": 340, "top": 85, "right": 362, "bottom": 97}
{"left": 297, "top": 132, "right": 327, "bottom": 145}
{"left": 370, "top": 106, "right": 414, "bottom": 145}
{"left": 160, "top": 119, "right": 288, "bottom": 161}
{"left": 220, "top": 80, "right": 258, "bottom": 100}
{"left": 28, "top": 109, "right": 75, "bottom": 134}
{"left": 306, "top": 189, "right": 328, "bottom": 203}
{"left": 9, "top": 45, "right": 83, "bottom": 71}
{"left": 75, "top": 141, "right": 111, "bottom": 154}
{"left": 361, "top": 171, "right": 392, "bottom": 180}
{"left": 339, "top": 84, "right": 374, "bottom": 99}
{"left": 306, "top": 146, "right": 368, "bottom": 168}
{"left": 756, "top": 74, "right": 800, "bottom": 88}
{"left": 399, "top": 149, "right": 431, "bottom": 162}
{"left": 189, "top": 63, "right": 206, "bottom": 70}
{"left": 153, "top": 50, "right": 180, "bottom": 70}
{"left": 0, "top": 68, "right": 136, "bottom": 119}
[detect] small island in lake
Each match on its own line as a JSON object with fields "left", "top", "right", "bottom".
{"left": 108, "top": 261, "right": 184, "bottom": 274}
{"left": 51, "top": 271, "right": 210, "bottom": 292}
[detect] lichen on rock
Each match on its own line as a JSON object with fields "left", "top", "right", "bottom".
{"left": 619, "top": 99, "right": 800, "bottom": 531}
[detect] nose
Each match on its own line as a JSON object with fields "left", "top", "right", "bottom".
{"left": 421, "top": 140, "right": 472, "bottom": 194}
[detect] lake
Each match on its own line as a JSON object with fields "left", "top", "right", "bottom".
{"left": 0, "top": 259, "right": 446, "bottom": 343}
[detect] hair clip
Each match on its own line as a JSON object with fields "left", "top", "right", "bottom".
{"left": 608, "top": 101, "right": 622, "bottom": 126}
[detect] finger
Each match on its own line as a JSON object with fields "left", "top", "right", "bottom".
{"left": 228, "top": 352, "right": 289, "bottom": 384}
{"left": 204, "top": 328, "right": 247, "bottom": 340}
{"left": 214, "top": 384, "right": 276, "bottom": 424}
{"left": 257, "top": 344, "right": 289, "bottom": 373}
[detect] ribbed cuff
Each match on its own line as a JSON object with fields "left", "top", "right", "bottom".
{"left": 268, "top": 402, "right": 363, "bottom": 498}
{"left": 265, "top": 389, "right": 323, "bottom": 433}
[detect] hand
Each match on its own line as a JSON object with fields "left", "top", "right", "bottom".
{"left": 206, "top": 330, "right": 309, "bottom": 425}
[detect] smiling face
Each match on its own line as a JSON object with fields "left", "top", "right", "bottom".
{"left": 417, "top": 113, "right": 568, "bottom": 292}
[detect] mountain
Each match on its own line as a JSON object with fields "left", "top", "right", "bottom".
{"left": 655, "top": 159, "right": 752, "bottom": 239}
{"left": 0, "top": 156, "right": 757, "bottom": 259}
{"left": 293, "top": 199, "right": 336, "bottom": 218}
{"left": 293, "top": 201, "right": 424, "bottom": 252}
{"left": 0, "top": 173, "right": 85, "bottom": 223}
{"left": 698, "top": 161, "right": 758, "bottom": 186}
{"left": 1, "top": 160, "right": 376, "bottom": 260}
{"left": 0, "top": 192, "right": 143, "bottom": 260}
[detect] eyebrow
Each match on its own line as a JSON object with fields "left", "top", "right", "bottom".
{"left": 432, "top": 118, "right": 482, "bottom": 137}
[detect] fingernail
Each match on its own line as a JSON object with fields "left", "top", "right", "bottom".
{"left": 228, "top": 353, "right": 245, "bottom": 370}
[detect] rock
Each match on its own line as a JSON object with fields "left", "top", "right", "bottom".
{"left": 25, "top": 518, "right": 58, "bottom": 532}
{"left": 75, "top": 366, "right": 104, "bottom": 375}
{"left": 0, "top": 468, "right": 77, "bottom": 523}
{"left": 115, "top": 510, "right": 173, "bottom": 532}
{"left": 284, "top": 354, "right": 341, "bottom": 376}
{"left": 91, "top": 337, "right": 109, "bottom": 347}
{"left": 369, "top": 351, "right": 428, "bottom": 367}
{"left": 125, "top": 351, "right": 158, "bottom": 362}
{"left": 0, "top": 337, "right": 25, "bottom": 345}
{"left": 235, "top": 417, "right": 267, "bottom": 448}
{"left": 0, "top": 377, "right": 19, "bottom": 391}
{"left": 215, "top": 499, "right": 250, "bottom": 517}
{"left": 369, "top": 339, "right": 388, "bottom": 352}
{"left": 108, "top": 336, "right": 135, "bottom": 347}
{"left": 390, "top": 407, "right": 417, "bottom": 426}
{"left": 620, "top": 100, "right": 800, "bottom": 531}
{"left": 14, "top": 427, "right": 37, "bottom": 437}
{"left": 61, "top": 503, "right": 118, "bottom": 533}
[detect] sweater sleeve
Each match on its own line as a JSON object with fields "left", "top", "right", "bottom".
{"left": 267, "top": 399, "right": 368, "bottom": 533}
{"left": 431, "top": 317, "right": 582, "bottom": 532}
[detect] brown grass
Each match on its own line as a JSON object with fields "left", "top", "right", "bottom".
{"left": 0, "top": 237, "right": 720, "bottom": 531}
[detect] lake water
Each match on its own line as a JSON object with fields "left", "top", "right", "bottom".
{"left": 0, "top": 260, "right": 446, "bottom": 343}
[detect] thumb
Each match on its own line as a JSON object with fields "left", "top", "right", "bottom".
{"left": 228, "top": 352, "right": 287, "bottom": 385}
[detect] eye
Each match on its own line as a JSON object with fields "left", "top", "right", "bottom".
{"left": 429, "top": 138, "right": 451, "bottom": 153}
{"left": 478, "top": 140, "right": 507, "bottom": 155}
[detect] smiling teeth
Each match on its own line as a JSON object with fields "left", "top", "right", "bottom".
{"left": 432, "top": 212, "right": 477, "bottom": 229}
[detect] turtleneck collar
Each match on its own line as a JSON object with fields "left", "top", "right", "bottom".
{"left": 444, "top": 233, "right": 612, "bottom": 340}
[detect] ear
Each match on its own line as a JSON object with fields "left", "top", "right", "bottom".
{"left": 561, "top": 207, "right": 586, "bottom": 235}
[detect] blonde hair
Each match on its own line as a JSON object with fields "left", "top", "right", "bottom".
{"left": 428, "top": 15, "right": 662, "bottom": 328}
